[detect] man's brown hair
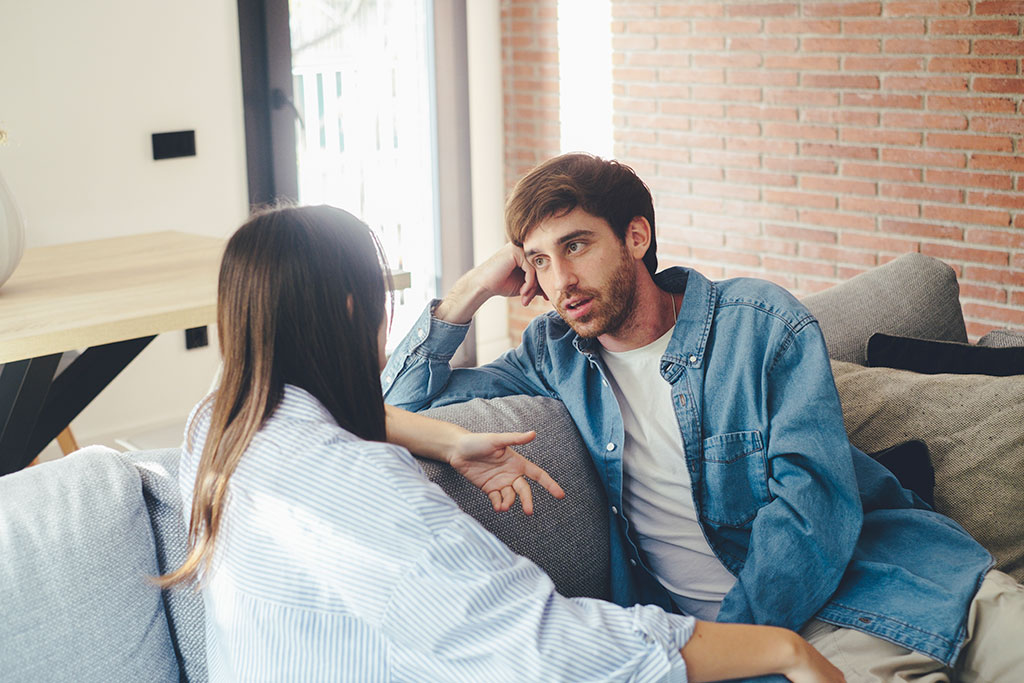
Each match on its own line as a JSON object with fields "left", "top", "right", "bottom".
{"left": 504, "top": 153, "right": 658, "bottom": 275}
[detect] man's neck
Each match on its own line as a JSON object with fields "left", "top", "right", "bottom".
{"left": 597, "top": 276, "right": 677, "bottom": 353}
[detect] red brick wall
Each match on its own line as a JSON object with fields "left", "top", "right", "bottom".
{"left": 502, "top": 0, "right": 1023, "bottom": 343}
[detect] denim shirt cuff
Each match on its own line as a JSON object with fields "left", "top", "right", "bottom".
{"left": 381, "top": 301, "right": 470, "bottom": 393}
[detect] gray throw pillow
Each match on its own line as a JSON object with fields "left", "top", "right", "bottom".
{"left": 978, "top": 328, "right": 1024, "bottom": 349}
{"left": 0, "top": 447, "right": 180, "bottom": 682}
{"left": 420, "top": 395, "right": 611, "bottom": 601}
{"left": 832, "top": 361, "right": 1024, "bottom": 581}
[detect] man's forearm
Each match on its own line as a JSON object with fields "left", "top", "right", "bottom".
{"left": 432, "top": 273, "right": 493, "bottom": 324}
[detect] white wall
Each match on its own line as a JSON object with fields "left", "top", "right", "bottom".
{"left": 0, "top": 0, "right": 248, "bottom": 449}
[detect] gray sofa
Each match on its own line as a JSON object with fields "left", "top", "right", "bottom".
{"left": 2, "top": 253, "right": 1021, "bottom": 682}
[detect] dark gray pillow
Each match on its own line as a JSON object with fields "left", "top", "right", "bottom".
{"left": 0, "top": 447, "right": 181, "bottom": 682}
{"left": 978, "top": 328, "right": 1024, "bottom": 349}
{"left": 420, "top": 395, "right": 611, "bottom": 601}
{"left": 832, "top": 361, "right": 1024, "bottom": 581}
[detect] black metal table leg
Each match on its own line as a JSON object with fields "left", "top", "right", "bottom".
{"left": 0, "top": 355, "right": 62, "bottom": 476}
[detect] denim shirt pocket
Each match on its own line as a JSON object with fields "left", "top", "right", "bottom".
{"left": 699, "top": 430, "right": 772, "bottom": 527}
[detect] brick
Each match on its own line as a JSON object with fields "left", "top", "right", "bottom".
{"left": 765, "top": 89, "right": 840, "bottom": 106}
{"left": 804, "top": 2, "right": 882, "bottom": 17}
{"left": 613, "top": 35, "right": 658, "bottom": 50}
{"left": 803, "top": 37, "right": 881, "bottom": 53}
{"left": 969, "top": 154, "right": 1024, "bottom": 172}
{"left": 726, "top": 3, "right": 800, "bottom": 17}
{"left": 727, "top": 104, "right": 799, "bottom": 121}
{"left": 626, "top": 20, "right": 691, "bottom": 34}
{"left": 841, "top": 128, "right": 923, "bottom": 146}
{"left": 885, "top": 38, "right": 969, "bottom": 54}
{"left": 799, "top": 209, "right": 878, "bottom": 230}
{"left": 625, "top": 145, "right": 695, "bottom": 163}
{"left": 691, "top": 247, "right": 762, "bottom": 267}
{"left": 930, "top": 19, "right": 1019, "bottom": 34}
{"left": 726, "top": 137, "right": 798, "bottom": 155}
{"left": 616, "top": 98, "right": 658, "bottom": 113}
{"left": 659, "top": 130, "right": 730, "bottom": 148}
{"left": 928, "top": 57, "right": 1018, "bottom": 75}
{"left": 764, "top": 157, "right": 839, "bottom": 174}
{"left": 965, "top": 229, "right": 1024, "bottom": 249}
{"left": 842, "top": 92, "right": 923, "bottom": 109}
{"left": 841, "top": 196, "right": 920, "bottom": 217}
{"left": 762, "top": 257, "right": 836, "bottom": 278}
{"left": 693, "top": 54, "right": 763, "bottom": 69}
{"left": 881, "top": 184, "right": 963, "bottom": 203}
{"left": 691, "top": 85, "right": 763, "bottom": 102}
{"left": 802, "top": 142, "right": 879, "bottom": 160}
{"left": 730, "top": 36, "right": 803, "bottom": 52}
{"left": 801, "top": 176, "right": 877, "bottom": 195}
{"left": 883, "top": 76, "right": 968, "bottom": 91}
{"left": 661, "top": 101, "right": 726, "bottom": 117}
{"left": 803, "top": 74, "right": 880, "bottom": 89}
{"left": 974, "top": 39, "right": 1024, "bottom": 56}
{"left": 766, "top": 223, "right": 839, "bottom": 242}
{"left": 703, "top": 213, "right": 764, "bottom": 234}
{"left": 729, "top": 201, "right": 800, "bottom": 222}
{"left": 691, "top": 149, "right": 762, "bottom": 169}
{"left": 1015, "top": 254, "right": 1024, "bottom": 269}
{"left": 763, "top": 122, "right": 838, "bottom": 140}
{"left": 844, "top": 162, "right": 922, "bottom": 182}
{"left": 625, "top": 52, "right": 690, "bottom": 68}
{"left": 976, "top": 0, "right": 1024, "bottom": 14}
{"left": 845, "top": 18, "right": 925, "bottom": 33}
{"left": 658, "top": 36, "right": 725, "bottom": 50}
{"left": 726, "top": 169, "right": 798, "bottom": 187}
{"left": 691, "top": 181, "right": 761, "bottom": 200}
{"left": 881, "top": 219, "right": 964, "bottom": 240}
{"left": 921, "top": 205, "right": 1012, "bottom": 226}
{"left": 881, "top": 112, "right": 967, "bottom": 130}
{"left": 692, "top": 19, "right": 763, "bottom": 34}
{"left": 763, "top": 189, "right": 838, "bottom": 208}
{"left": 802, "top": 109, "right": 880, "bottom": 126}
{"left": 840, "top": 231, "right": 921, "bottom": 252}
{"left": 973, "top": 78, "right": 1024, "bottom": 95}
{"left": 725, "top": 235, "right": 799, "bottom": 255}
{"left": 764, "top": 55, "right": 841, "bottom": 70}
{"left": 625, "top": 83, "right": 692, "bottom": 99}
{"left": 958, "top": 283, "right": 1008, "bottom": 303}
{"left": 612, "top": 4, "right": 656, "bottom": 18}
{"left": 928, "top": 132, "right": 1014, "bottom": 153}
{"left": 799, "top": 243, "right": 879, "bottom": 265}
{"left": 885, "top": 1, "right": 970, "bottom": 15}
{"left": 623, "top": 114, "right": 692, "bottom": 131}
{"left": 929, "top": 96, "right": 1017, "bottom": 113}
{"left": 967, "top": 191, "right": 1024, "bottom": 210}
{"left": 844, "top": 56, "right": 924, "bottom": 71}
{"left": 764, "top": 19, "right": 841, "bottom": 33}
{"left": 658, "top": 68, "right": 725, "bottom": 84}
{"left": 882, "top": 148, "right": 966, "bottom": 167}
{"left": 961, "top": 303, "right": 1024, "bottom": 326}
{"left": 972, "top": 116, "right": 1024, "bottom": 136}
{"left": 658, "top": 4, "right": 725, "bottom": 18}
{"left": 927, "top": 168, "right": 1015, "bottom": 189}
{"left": 728, "top": 71, "right": 801, "bottom": 87}
{"left": 964, "top": 266, "right": 1024, "bottom": 290}
{"left": 612, "top": 67, "right": 657, "bottom": 83}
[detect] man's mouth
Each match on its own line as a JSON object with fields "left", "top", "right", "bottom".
{"left": 562, "top": 297, "right": 594, "bottom": 319}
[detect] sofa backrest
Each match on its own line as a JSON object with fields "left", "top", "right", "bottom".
{"left": 0, "top": 446, "right": 183, "bottom": 682}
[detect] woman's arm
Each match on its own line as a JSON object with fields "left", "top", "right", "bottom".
{"left": 385, "top": 404, "right": 565, "bottom": 514}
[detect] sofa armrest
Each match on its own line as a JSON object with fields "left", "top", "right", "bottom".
{"left": 420, "top": 395, "right": 611, "bottom": 601}
{"left": 802, "top": 253, "right": 967, "bottom": 365}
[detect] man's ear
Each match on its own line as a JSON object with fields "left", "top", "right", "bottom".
{"left": 625, "top": 216, "right": 652, "bottom": 259}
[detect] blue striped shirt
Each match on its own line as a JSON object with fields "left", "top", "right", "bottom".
{"left": 179, "top": 385, "right": 696, "bottom": 682}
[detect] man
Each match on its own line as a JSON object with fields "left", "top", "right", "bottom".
{"left": 383, "top": 153, "right": 1024, "bottom": 680}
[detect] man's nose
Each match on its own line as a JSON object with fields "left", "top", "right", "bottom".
{"left": 549, "top": 258, "right": 578, "bottom": 294}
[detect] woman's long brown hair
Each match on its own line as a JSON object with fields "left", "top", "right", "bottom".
{"left": 158, "top": 205, "right": 392, "bottom": 588}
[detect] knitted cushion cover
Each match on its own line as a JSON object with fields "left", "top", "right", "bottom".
{"left": 421, "top": 395, "right": 611, "bottom": 601}
{"left": 832, "top": 361, "right": 1024, "bottom": 582}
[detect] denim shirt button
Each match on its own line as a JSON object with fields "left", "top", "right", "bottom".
{"left": 629, "top": 558, "right": 638, "bottom": 567}
{"left": 677, "top": 395, "right": 686, "bottom": 407}
{"left": 611, "top": 505, "right": 618, "bottom": 515}
{"left": 606, "top": 442, "right": 616, "bottom": 452}
{"left": 688, "top": 354, "right": 698, "bottom": 364}
{"left": 859, "top": 617, "right": 872, "bottom": 624}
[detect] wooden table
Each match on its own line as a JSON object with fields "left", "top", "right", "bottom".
{"left": 0, "top": 231, "right": 223, "bottom": 475}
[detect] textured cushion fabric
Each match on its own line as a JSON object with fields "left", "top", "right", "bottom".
{"left": 866, "top": 333, "right": 1024, "bottom": 376}
{"left": 0, "top": 446, "right": 180, "bottom": 682}
{"left": 978, "top": 328, "right": 1024, "bottom": 348}
{"left": 421, "top": 395, "right": 611, "bottom": 601}
{"left": 868, "top": 440, "right": 935, "bottom": 509}
{"left": 129, "top": 449, "right": 207, "bottom": 683}
{"left": 831, "top": 361, "right": 1024, "bottom": 582}
{"left": 803, "top": 253, "right": 967, "bottom": 364}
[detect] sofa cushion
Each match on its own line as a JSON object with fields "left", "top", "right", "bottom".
{"left": 0, "top": 446, "right": 180, "bottom": 682}
{"left": 866, "top": 333, "right": 1024, "bottom": 376}
{"left": 803, "top": 253, "right": 967, "bottom": 365}
{"left": 978, "top": 328, "right": 1024, "bottom": 348}
{"left": 421, "top": 395, "right": 611, "bottom": 601}
{"left": 831, "top": 361, "right": 1024, "bottom": 582}
{"left": 129, "top": 449, "right": 207, "bottom": 683}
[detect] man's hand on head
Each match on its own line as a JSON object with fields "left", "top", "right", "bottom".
{"left": 434, "top": 243, "right": 546, "bottom": 324}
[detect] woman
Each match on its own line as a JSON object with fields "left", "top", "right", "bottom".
{"left": 161, "top": 205, "right": 842, "bottom": 682}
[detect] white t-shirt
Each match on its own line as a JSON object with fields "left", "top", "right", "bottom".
{"left": 601, "top": 327, "right": 737, "bottom": 620}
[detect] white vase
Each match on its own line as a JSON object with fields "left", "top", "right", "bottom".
{"left": 0, "top": 169, "right": 26, "bottom": 289}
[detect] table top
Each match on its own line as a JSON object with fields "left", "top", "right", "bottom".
{"left": 0, "top": 231, "right": 223, "bottom": 364}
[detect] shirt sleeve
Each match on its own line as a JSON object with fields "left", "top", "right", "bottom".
{"left": 382, "top": 512, "right": 696, "bottom": 683}
{"left": 381, "top": 301, "right": 558, "bottom": 411}
{"left": 717, "top": 320, "right": 863, "bottom": 630}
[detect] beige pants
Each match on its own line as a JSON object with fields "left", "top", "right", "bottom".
{"left": 799, "top": 570, "right": 1024, "bottom": 682}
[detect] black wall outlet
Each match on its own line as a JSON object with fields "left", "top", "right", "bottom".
{"left": 185, "top": 326, "right": 209, "bottom": 350}
{"left": 152, "top": 130, "right": 196, "bottom": 160}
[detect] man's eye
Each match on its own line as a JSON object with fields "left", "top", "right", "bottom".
{"left": 532, "top": 256, "right": 548, "bottom": 268}
{"left": 567, "top": 241, "right": 583, "bottom": 253}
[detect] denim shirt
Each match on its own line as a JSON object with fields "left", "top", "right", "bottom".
{"left": 382, "top": 266, "right": 993, "bottom": 666}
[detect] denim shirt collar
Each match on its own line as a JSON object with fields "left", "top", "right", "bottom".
{"left": 570, "top": 266, "right": 713, "bottom": 373}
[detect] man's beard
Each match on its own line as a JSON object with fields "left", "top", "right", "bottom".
{"left": 556, "top": 249, "right": 638, "bottom": 338}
